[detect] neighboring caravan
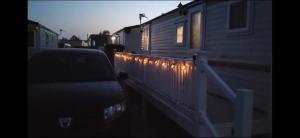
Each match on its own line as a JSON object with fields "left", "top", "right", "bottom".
{"left": 88, "top": 33, "right": 112, "bottom": 49}
{"left": 115, "top": 0, "right": 272, "bottom": 137}
{"left": 111, "top": 25, "right": 141, "bottom": 53}
{"left": 28, "top": 20, "right": 59, "bottom": 48}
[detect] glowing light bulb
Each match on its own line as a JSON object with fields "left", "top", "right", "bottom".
{"left": 171, "top": 64, "right": 176, "bottom": 69}
{"left": 181, "top": 65, "right": 186, "bottom": 70}
{"left": 143, "top": 58, "right": 148, "bottom": 64}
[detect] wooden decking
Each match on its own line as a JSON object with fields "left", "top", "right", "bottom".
{"left": 123, "top": 77, "right": 271, "bottom": 137}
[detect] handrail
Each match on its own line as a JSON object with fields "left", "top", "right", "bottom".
{"left": 201, "top": 61, "right": 237, "bottom": 102}
{"left": 195, "top": 54, "right": 253, "bottom": 137}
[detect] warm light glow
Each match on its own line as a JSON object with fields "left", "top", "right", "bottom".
{"left": 171, "top": 64, "right": 176, "bottom": 69}
{"left": 143, "top": 58, "right": 149, "bottom": 64}
{"left": 139, "top": 59, "right": 143, "bottom": 63}
{"left": 185, "top": 64, "right": 189, "bottom": 69}
{"left": 115, "top": 53, "right": 193, "bottom": 78}
{"left": 176, "top": 26, "right": 183, "bottom": 44}
{"left": 149, "top": 60, "right": 153, "bottom": 64}
{"left": 111, "top": 36, "right": 116, "bottom": 41}
{"left": 125, "top": 56, "right": 130, "bottom": 61}
{"left": 115, "top": 53, "right": 120, "bottom": 58}
{"left": 115, "top": 53, "right": 193, "bottom": 77}
{"left": 162, "top": 62, "right": 167, "bottom": 68}
{"left": 181, "top": 65, "right": 186, "bottom": 70}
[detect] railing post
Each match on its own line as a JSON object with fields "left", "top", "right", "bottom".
{"left": 234, "top": 89, "right": 254, "bottom": 137}
{"left": 195, "top": 54, "right": 208, "bottom": 115}
{"left": 195, "top": 54, "right": 220, "bottom": 137}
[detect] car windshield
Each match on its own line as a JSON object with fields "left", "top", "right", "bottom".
{"left": 28, "top": 51, "right": 116, "bottom": 83}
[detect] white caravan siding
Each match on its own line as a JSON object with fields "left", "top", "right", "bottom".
{"left": 125, "top": 27, "right": 141, "bottom": 52}
{"left": 205, "top": 1, "right": 272, "bottom": 65}
{"left": 151, "top": 16, "right": 188, "bottom": 58}
{"left": 119, "top": 31, "right": 125, "bottom": 45}
{"left": 39, "top": 28, "right": 58, "bottom": 48}
{"left": 205, "top": 1, "right": 272, "bottom": 112}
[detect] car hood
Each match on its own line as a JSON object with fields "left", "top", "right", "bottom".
{"left": 28, "top": 81, "right": 124, "bottom": 109}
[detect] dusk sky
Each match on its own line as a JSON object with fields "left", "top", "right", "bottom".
{"left": 28, "top": 1, "right": 191, "bottom": 40}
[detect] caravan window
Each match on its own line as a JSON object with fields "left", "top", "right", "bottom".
{"left": 176, "top": 25, "right": 183, "bottom": 44}
{"left": 141, "top": 26, "right": 149, "bottom": 51}
{"left": 190, "top": 11, "right": 201, "bottom": 49}
{"left": 229, "top": 0, "right": 247, "bottom": 29}
{"left": 92, "top": 40, "right": 96, "bottom": 46}
{"left": 28, "top": 31, "right": 34, "bottom": 47}
{"left": 45, "top": 33, "right": 49, "bottom": 46}
{"left": 227, "top": 0, "right": 252, "bottom": 32}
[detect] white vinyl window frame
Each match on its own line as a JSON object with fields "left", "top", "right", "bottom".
{"left": 190, "top": 11, "right": 202, "bottom": 49}
{"left": 173, "top": 18, "right": 186, "bottom": 47}
{"left": 187, "top": 4, "right": 205, "bottom": 51}
{"left": 226, "top": 0, "right": 253, "bottom": 34}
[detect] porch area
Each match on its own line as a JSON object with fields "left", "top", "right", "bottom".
{"left": 114, "top": 52, "right": 271, "bottom": 137}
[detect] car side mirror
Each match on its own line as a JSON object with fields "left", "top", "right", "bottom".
{"left": 117, "top": 72, "right": 128, "bottom": 81}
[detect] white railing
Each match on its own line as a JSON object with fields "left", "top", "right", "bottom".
{"left": 115, "top": 53, "right": 199, "bottom": 109}
{"left": 114, "top": 52, "right": 253, "bottom": 137}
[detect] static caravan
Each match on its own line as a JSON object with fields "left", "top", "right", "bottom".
{"left": 28, "top": 20, "right": 59, "bottom": 49}
{"left": 147, "top": 0, "right": 272, "bottom": 114}
{"left": 111, "top": 25, "right": 141, "bottom": 53}
{"left": 88, "top": 33, "right": 111, "bottom": 49}
{"left": 115, "top": 0, "right": 272, "bottom": 137}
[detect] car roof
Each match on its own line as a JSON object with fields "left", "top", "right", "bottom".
{"left": 30, "top": 48, "right": 106, "bottom": 56}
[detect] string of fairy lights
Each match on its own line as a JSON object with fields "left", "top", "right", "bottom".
{"left": 115, "top": 53, "right": 193, "bottom": 71}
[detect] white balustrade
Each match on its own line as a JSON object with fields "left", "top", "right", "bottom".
{"left": 114, "top": 52, "right": 197, "bottom": 109}
{"left": 114, "top": 52, "right": 253, "bottom": 137}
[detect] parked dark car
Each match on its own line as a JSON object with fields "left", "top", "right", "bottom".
{"left": 28, "top": 48, "right": 128, "bottom": 137}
